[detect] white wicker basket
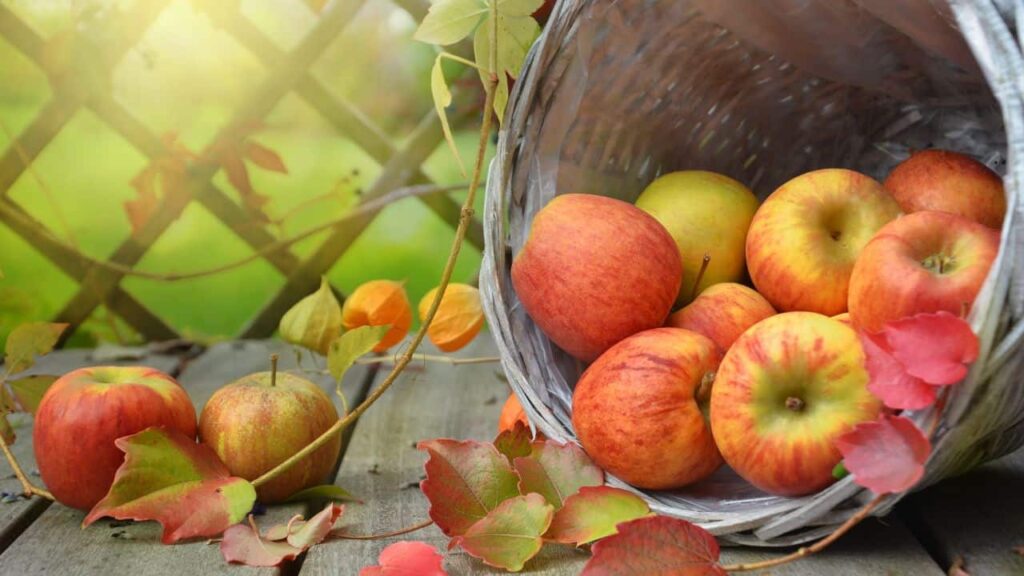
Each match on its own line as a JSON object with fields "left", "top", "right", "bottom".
{"left": 480, "top": 0, "right": 1024, "bottom": 546}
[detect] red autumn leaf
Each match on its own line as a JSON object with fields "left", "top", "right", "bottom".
{"left": 84, "top": 427, "right": 256, "bottom": 544}
{"left": 494, "top": 421, "right": 533, "bottom": 463}
{"left": 581, "top": 515, "right": 725, "bottom": 576}
{"left": 452, "top": 493, "right": 554, "bottom": 572}
{"left": 513, "top": 440, "right": 603, "bottom": 509}
{"left": 835, "top": 414, "right": 932, "bottom": 494}
{"left": 286, "top": 503, "right": 344, "bottom": 548}
{"left": 861, "top": 331, "right": 936, "bottom": 410}
{"left": 883, "top": 311, "right": 980, "bottom": 386}
{"left": 221, "top": 519, "right": 303, "bottom": 567}
{"left": 124, "top": 132, "right": 195, "bottom": 235}
{"left": 245, "top": 141, "right": 288, "bottom": 174}
{"left": 417, "top": 439, "right": 520, "bottom": 537}
{"left": 359, "top": 541, "right": 447, "bottom": 576}
{"left": 546, "top": 486, "right": 651, "bottom": 546}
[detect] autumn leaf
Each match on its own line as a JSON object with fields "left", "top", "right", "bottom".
{"left": 883, "top": 311, "right": 979, "bottom": 385}
{"left": 494, "top": 421, "right": 532, "bottom": 463}
{"left": 835, "top": 414, "right": 932, "bottom": 494}
{"left": 279, "top": 276, "right": 343, "bottom": 356}
{"left": 221, "top": 520, "right": 303, "bottom": 567}
{"left": 861, "top": 332, "right": 936, "bottom": 410}
{"left": 581, "top": 515, "right": 725, "bottom": 576}
{"left": 7, "top": 374, "right": 57, "bottom": 414}
{"left": 84, "top": 427, "right": 256, "bottom": 544}
{"left": 244, "top": 141, "right": 288, "bottom": 174}
{"left": 513, "top": 440, "right": 603, "bottom": 509}
{"left": 3, "top": 322, "right": 68, "bottom": 375}
{"left": 546, "top": 486, "right": 651, "bottom": 546}
{"left": 328, "top": 324, "right": 390, "bottom": 382}
{"left": 418, "top": 438, "right": 521, "bottom": 536}
{"left": 360, "top": 541, "right": 447, "bottom": 576}
{"left": 453, "top": 493, "right": 553, "bottom": 572}
{"left": 284, "top": 484, "right": 359, "bottom": 504}
{"left": 125, "top": 132, "right": 194, "bottom": 235}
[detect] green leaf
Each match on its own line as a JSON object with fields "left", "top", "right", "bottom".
{"left": 494, "top": 421, "right": 532, "bottom": 463}
{"left": 328, "top": 324, "right": 390, "bottom": 383}
{"left": 414, "top": 0, "right": 488, "bottom": 46}
{"left": 473, "top": 12, "right": 539, "bottom": 120}
{"left": 284, "top": 484, "right": 359, "bottom": 504}
{"left": 430, "top": 54, "right": 467, "bottom": 176}
{"left": 84, "top": 427, "right": 256, "bottom": 544}
{"left": 513, "top": 440, "right": 603, "bottom": 509}
{"left": 545, "top": 486, "right": 652, "bottom": 546}
{"left": 453, "top": 492, "right": 553, "bottom": 572}
{"left": 279, "top": 277, "right": 343, "bottom": 355}
{"left": 7, "top": 375, "right": 56, "bottom": 414}
{"left": 833, "top": 461, "right": 849, "bottom": 480}
{"left": 3, "top": 322, "right": 68, "bottom": 375}
{"left": 495, "top": 0, "right": 546, "bottom": 17}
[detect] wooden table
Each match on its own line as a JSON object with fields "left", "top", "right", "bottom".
{"left": 0, "top": 335, "right": 1021, "bottom": 575}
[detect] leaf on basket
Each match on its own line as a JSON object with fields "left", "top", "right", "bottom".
{"left": 861, "top": 331, "right": 936, "bottom": 410}
{"left": 883, "top": 311, "right": 979, "bottom": 386}
{"left": 417, "top": 438, "right": 521, "bottom": 536}
{"left": 84, "top": 427, "right": 256, "bottom": 544}
{"left": 452, "top": 493, "right": 553, "bottom": 572}
{"left": 222, "top": 503, "right": 343, "bottom": 567}
{"left": 835, "top": 414, "right": 931, "bottom": 494}
{"left": 360, "top": 541, "right": 448, "bottom": 576}
{"left": 494, "top": 421, "right": 533, "bottom": 463}
{"left": 3, "top": 322, "right": 68, "bottom": 375}
{"left": 580, "top": 515, "right": 725, "bottom": 576}
{"left": 545, "top": 486, "right": 652, "bottom": 546}
{"left": 513, "top": 440, "right": 603, "bottom": 509}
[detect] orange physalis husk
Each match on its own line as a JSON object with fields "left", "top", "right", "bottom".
{"left": 418, "top": 283, "right": 485, "bottom": 353}
{"left": 341, "top": 280, "right": 412, "bottom": 352}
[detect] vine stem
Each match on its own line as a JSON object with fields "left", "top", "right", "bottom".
{"left": 330, "top": 518, "right": 433, "bottom": 541}
{"left": 251, "top": 40, "right": 500, "bottom": 490}
{"left": 0, "top": 433, "right": 54, "bottom": 501}
{"left": 355, "top": 354, "right": 499, "bottom": 366}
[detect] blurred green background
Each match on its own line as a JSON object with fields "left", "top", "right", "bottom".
{"left": 0, "top": 0, "right": 490, "bottom": 347}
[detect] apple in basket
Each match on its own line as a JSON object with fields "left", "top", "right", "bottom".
{"left": 848, "top": 210, "right": 999, "bottom": 332}
{"left": 884, "top": 149, "right": 1006, "bottom": 229}
{"left": 746, "top": 168, "right": 901, "bottom": 316}
{"left": 511, "top": 193, "right": 681, "bottom": 362}
{"left": 667, "top": 282, "right": 775, "bottom": 352}
{"left": 572, "top": 328, "right": 722, "bottom": 490}
{"left": 34, "top": 366, "right": 198, "bottom": 510}
{"left": 710, "top": 312, "right": 882, "bottom": 496}
{"left": 200, "top": 364, "right": 341, "bottom": 503}
{"left": 634, "top": 170, "right": 760, "bottom": 306}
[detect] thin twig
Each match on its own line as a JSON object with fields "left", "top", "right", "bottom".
{"left": 330, "top": 518, "right": 433, "bottom": 541}
{"left": 355, "top": 354, "right": 500, "bottom": 366}
{"left": 0, "top": 434, "right": 54, "bottom": 500}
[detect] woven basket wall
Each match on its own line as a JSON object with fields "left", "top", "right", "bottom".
{"left": 480, "top": 0, "right": 1024, "bottom": 546}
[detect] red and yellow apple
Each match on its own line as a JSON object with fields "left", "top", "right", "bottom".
{"left": 635, "top": 171, "right": 759, "bottom": 305}
{"left": 511, "top": 194, "right": 681, "bottom": 362}
{"left": 572, "top": 328, "right": 722, "bottom": 489}
{"left": 710, "top": 312, "right": 882, "bottom": 496}
{"left": 34, "top": 366, "right": 198, "bottom": 510}
{"left": 199, "top": 370, "right": 341, "bottom": 503}
{"left": 746, "top": 168, "right": 901, "bottom": 316}
{"left": 666, "top": 283, "right": 775, "bottom": 351}
{"left": 884, "top": 149, "right": 1006, "bottom": 229}
{"left": 848, "top": 210, "right": 999, "bottom": 332}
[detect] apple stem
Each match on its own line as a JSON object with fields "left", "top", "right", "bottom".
{"left": 696, "top": 371, "right": 715, "bottom": 404}
{"left": 691, "top": 253, "right": 711, "bottom": 301}
{"left": 785, "top": 396, "right": 805, "bottom": 412}
{"left": 270, "top": 354, "right": 279, "bottom": 387}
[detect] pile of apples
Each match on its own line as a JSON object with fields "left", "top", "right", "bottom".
{"left": 511, "top": 149, "right": 1003, "bottom": 497}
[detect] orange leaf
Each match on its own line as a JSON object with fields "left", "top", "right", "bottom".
{"left": 245, "top": 141, "right": 288, "bottom": 174}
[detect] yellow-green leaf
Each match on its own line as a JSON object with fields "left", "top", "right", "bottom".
{"left": 8, "top": 375, "right": 57, "bottom": 414}
{"left": 430, "top": 54, "right": 467, "bottom": 176}
{"left": 495, "top": 0, "right": 545, "bottom": 17}
{"left": 279, "top": 277, "right": 343, "bottom": 356}
{"left": 304, "top": 0, "right": 328, "bottom": 14}
{"left": 328, "top": 324, "right": 390, "bottom": 383}
{"left": 4, "top": 322, "right": 68, "bottom": 375}
{"left": 284, "top": 484, "right": 359, "bottom": 504}
{"left": 473, "top": 12, "right": 539, "bottom": 121}
{"left": 414, "top": 0, "right": 488, "bottom": 46}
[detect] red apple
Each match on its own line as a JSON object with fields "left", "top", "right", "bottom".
{"left": 33, "top": 366, "right": 197, "bottom": 510}
{"left": 848, "top": 210, "right": 999, "bottom": 332}
{"left": 572, "top": 328, "right": 722, "bottom": 489}
{"left": 884, "top": 149, "right": 1006, "bottom": 229}
{"left": 666, "top": 283, "right": 775, "bottom": 351}
{"left": 710, "top": 312, "right": 882, "bottom": 496}
{"left": 199, "top": 368, "right": 341, "bottom": 503}
{"left": 746, "top": 168, "right": 901, "bottom": 315}
{"left": 511, "top": 194, "right": 681, "bottom": 362}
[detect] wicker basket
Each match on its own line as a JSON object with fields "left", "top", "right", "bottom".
{"left": 480, "top": 0, "right": 1024, "bottom": 546}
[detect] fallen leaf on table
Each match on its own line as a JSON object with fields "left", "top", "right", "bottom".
{"left": 580, "top": 515, "right": 725, "bottom": 575}
{"left": 222, "top": 503, "right": 344, "bottom": 567}
{"left": 493, "top": 421, "right": 532, "bottom": 463}
{"left": 360, "top": 540, "right": 447, "bottom": 575}
{"left": 513, "top": 439, "right": 603, "bottom": 509}
{"left": 545, "top": 486, "right": 651, "bottom": 546}
{"left": 835, "top": 414, "right": 931, "bottom": 494}
{"left": 452, "top": 493, "right": 553, "bottom": 572}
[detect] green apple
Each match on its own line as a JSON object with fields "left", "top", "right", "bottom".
{"left": 635, "top": 171, "right": 759, "bottom": 305}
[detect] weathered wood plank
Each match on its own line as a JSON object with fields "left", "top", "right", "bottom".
{"left": 299, "top": 337, "right": 590, "bottom": 575}
{"left": 0, "top": 341, "right": 372, "bottom": 575}
{"left": 901, "top": 448, "right": 1024, "bottom": 574}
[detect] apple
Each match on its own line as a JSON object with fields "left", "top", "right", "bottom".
{"left": 33, "top": 366, "right": 197, "bottom": 510}
{"left": 199, "top": 364, "right": 341, "bottom": 503}
{"left": 884, "top": 149, "right": 1006, "bottom": 229}
{"left": 848, "top": 210, "right": 999, "bottom": 332}
{"left": 511, "top": 194, "right": 681, "bottom": 362}
{"left": 666, "top": 282, "right": 775, "bottom": 351}
{"left": 572, "top": 328, "right": 722, "bottom": 489}
{"left": 746, "top": 168, "right": 902, "bottom": 315}
{"left": 710, "top": 312, "right": 882, "bottom": 496}
{"left": 635, "top": 171, "right": 759, "bottom": 305}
